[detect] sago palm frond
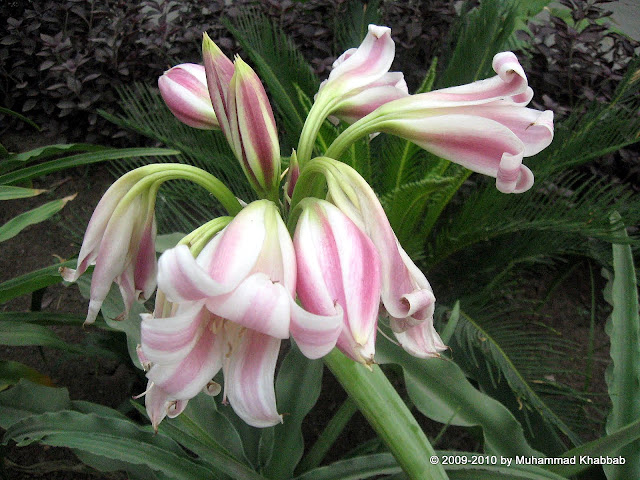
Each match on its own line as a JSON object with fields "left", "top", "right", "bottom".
{"left": 440, "top": 303, "right": 594, "bottom": 454}
{"left": 223, "top": 10, "right": 320, "bottom": 150}
{"left": 425, "top": 172, "right": 640, "bottom": 270}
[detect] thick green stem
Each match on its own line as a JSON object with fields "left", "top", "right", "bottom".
{"left": 297, "top": 100, "right": 336, "bottom": 167}
{"left": 115, "top": 163, "right": 243, "bottom": 217}
{"left": 324, "top": 349, "right": 448, "bottom": 480}
{"left": 324, "top": 114, "right": 381, "bottom": 161}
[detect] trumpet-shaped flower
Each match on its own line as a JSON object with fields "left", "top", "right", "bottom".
{"left": 143, "top": 200, "right": 342, "bottom": 427}
{"left": 304, "top": 158, "right": 446, "bottom": 358}
{"left": 294, "top": 199, "right": 381, "bottom": 364}
{"left": 158, "top": 63, "right": 219, "bottom": 130}
{"left": 202, "top": 34, "right": 280, "bottom": 198}
{"left": 372, "top": 52, "right": 554, "bottom": 193}
{"left": 314, "top": 24, "right": 408, "bottom": 123}
{"left": 60, "top": 172, "right": 157, "bottom": 325}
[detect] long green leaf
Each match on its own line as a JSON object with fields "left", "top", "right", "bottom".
{"left": 262, "top": 345, "right": 324, "bottom": 479}
{"left": 0, "top": 380, "right": 72, "bottom": 428}
{"left": 0, "top": 320, "right": 84, "bottom": 354}
{"left": 0, "top": 106, "right": 41, "bottom": 131}
{"left": 376, "top": 337, "right": 539, "bottom": 458}
{"left": 0, "top": 194, "right": 76, "bottom": 243}
{"left": 0, "top": 186, "right": 46, "bottom": 200}
{"left": 0, "top": 361, "right": 53, "bottom": 389}
{"left": 0, "top": 260, "right": 74, "bottom": 303}
{"left": 604, "top": 217, "right": 640, "bottom": 479}
{"left": 0, "top": 143, "right": 106, "bottom": 174}
{"left": 3, "top": 411, "right": 216, "bottom": 480}
{"left": 450, "top": 308, "right": 581, "bottom": 451}
{"left": 544, "top": 417, "right": 640, "bottom": 478}
{"left": 130, "top": 399, "right": 264, "bottom": 480}
{"left": 293, "top": 453, "right": 400, "bottom": 480}
{"left": 0, "top": 147, "right": 180, "bottom": 185}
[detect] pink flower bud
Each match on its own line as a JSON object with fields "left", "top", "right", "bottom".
{"left": 158, "top": 63, "right": 219, "bottom": 130}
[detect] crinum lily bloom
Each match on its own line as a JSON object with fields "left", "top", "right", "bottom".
{"left": 294, "top": 199, "right": 381, "bottom": 365}
{"left": 295, "top": 157, "right": 446, "bottom": 358}
{"left": 158, "top": 63, "right": 219, "bottom": 130}
{"left": 60, "top": 170, "right": 157, "bottom": 325}
{"left": 315, "top": 24, "right": 409, "bottom": 124}
{"left": 358, "top": 52, "right": 554, "bottom": 194}
{"left": 141, "top": 200, "right": 342, "bottom": 427}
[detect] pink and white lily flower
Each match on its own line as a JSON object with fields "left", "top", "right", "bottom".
{"left": 61, "top": 172, "right": 157, "bottom": 325}
{"left": 141, "top": 200, "right": 342, "bottom": 427}
{"left": 202, "top": 34, "right": 281, "bottom": 199}
{"left": 294, "top": 199, "right": 381, "bottom": 365}
{"left": 158, "top": 63, "right": 219, "bottom": 130}
{"left": 373, "top": 52, "right": 554, "bottom": 193}
{"left": 315, "top": 24, "right": 408, "bottom": 123}
{"left": 309, "top": 158, "right": 446, "bottom": 358}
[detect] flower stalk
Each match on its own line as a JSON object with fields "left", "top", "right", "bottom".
{"left": 324, "top": 349, "right": 448, "bottom": 480}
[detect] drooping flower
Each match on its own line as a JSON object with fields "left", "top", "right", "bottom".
{"left": 141, "top": 200, "right": 342, "bottom": 427}
{"left": 294, "top": 199, "right": 381, "bottom": 364}
{"left": 202, "top": 34, "right": 281, "bottom": 199}
{"left": 314, "top": 24, "right": 408, "bottom": 123}
{"left": 158, "top": 63, "right": 219, "bottom": 130}
{"left": 60, "top": 170, "right": 158, "bottom": 325}
{"left": 368, "top": 52, "right": 554, "bottom": 193}
{"left": 297, "top": 157, "right": 446, "bottom": 358}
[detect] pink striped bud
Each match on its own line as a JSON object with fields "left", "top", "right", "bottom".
{"left": 158, "top": 63, "right": 219, "bottom": 130}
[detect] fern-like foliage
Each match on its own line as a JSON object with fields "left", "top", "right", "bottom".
{"left": 438, "top": 0, "right": 521, "bottom": 87}
{"left": 224, "top": 10, "right": 320, "bottom": 150}
{"left": 334, "top": 0, "right": 382, "bottom": 52}
{"left": 440, "top": 303, "right": 597, "bottom": 454}
{"left": 425, "top": 173, "right": 640, "bottom": 270}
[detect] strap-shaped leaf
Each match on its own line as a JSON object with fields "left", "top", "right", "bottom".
{"left": 376, "top": 337, "right": 539, "bottom": 458}
{"left": 0, "top": 186, "right": 46, "bottom": 200}
{"left": 544, "top": 417, "right": 640, "bottom": 478}
{"left": 0, "top": 147, "right": 180, "bottom": 185}
{"left": 0, "top": 320, "right": 84, "bottom": 354}
{"left": 0, "top": 361, "right": 53, "bottom": 389}
{"left": 262, "top": 345, "right": 324, "bottom": 479}
{"left": 3, "top": 411, "right": 217, "bottom": 480}
{"left": 0, "top": 194, "right": 76, "bottom": 243}
{"left": 604, "top": 216, "right": 640, "bottom": 479}
{"left": 0, "top": 143, "right": 106, "bottom": 174}
{"left": 0, "top": 260, "right": 74, "bottom": 303}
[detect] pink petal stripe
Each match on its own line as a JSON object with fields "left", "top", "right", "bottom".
{"left": 157, "top": 245, "right": 231, "bottom": 303}
{"left": 203, "top": 33, "right": 235, "bottom": 139}
{"left": 230, "top": 59, "right": 280, "bottom": 189}
{"left": 223, "top": 325, "right": 282, "bottom": 427}
{"left": 393, "top": 318, "right": 447, "bottom": 359}
{"left": 158, "top": 64, "right": 218, "bottom": 129}
{"left": 325, "top": 163, "right": 436, "bottom": 324}
{"left": 380, "top": 114, "right": 531, "bottom": 193}
{"left": 206, "top": 273, "right": 291, "bottom": 340}
{"left": 323, "top": 24, "right": 395, "bottom": 97}
{"left": 196, "top": 202, "right": 267, "bottom": 285}
{"left": 141, "top": 303, "right": 209, "bottom": 364}
{"left": 85, "top": 198, "right": 141, "bottom": 323}
{"left": 289, "top": 299, "right": 342, "bottom": 359}
{"left": 146, "top": 312, "right": 223, "bottom": 400}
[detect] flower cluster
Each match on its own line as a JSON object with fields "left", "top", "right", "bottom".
{"left": 67, "top": 24, "right": 553, "bottom": 430}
